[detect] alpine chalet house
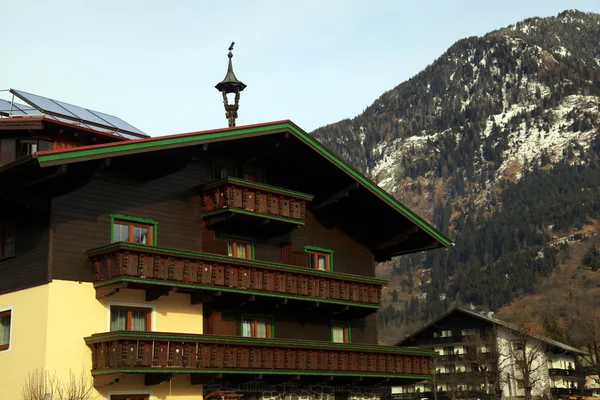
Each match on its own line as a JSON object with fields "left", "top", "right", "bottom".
{"left": 0, "top": 52, "right": 452, "bottom": 400}
{"left": 393, "top": 308, "right": 586, "bottom": 400}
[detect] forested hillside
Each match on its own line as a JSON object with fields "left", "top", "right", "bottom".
{"left": 311, "top": 10, "right": 600, "bottom": 343}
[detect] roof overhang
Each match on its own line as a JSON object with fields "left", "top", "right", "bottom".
{"left": 7, "top": 120, "right": 453, "bottom": 258}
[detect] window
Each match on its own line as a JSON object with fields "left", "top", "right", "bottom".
{"left": 243, "top": 167, "right": 264, "bottom": 183}
{"left": 332, "top": 323, "right": 351, "bottom": 343}
{"left": 214, "top": 161, "right": 234, "bottom": 180}
{"left": 110, "top": 215, "right": 157, "bottom": 245}
{"left": 16, "top": 139, "right": 38, "bottom": 159}
{"left": 110, "top": 306, "right": 151, "bottom": 332}
{"left": 461, "top": 328, "right": 479, "bottom": 336}
{"left": 224, "top": 238, "right": 252, "bottom": 259}
{"left": 305, "top": 247, "right": 333, "bottom": 271}
{"left": 512, "top": 341, "right": 525, "bottom": 352}
{"left": 0, "top": 224, "right": 15, "bottom": 258}
{"left": 241, "top": 317, "right": 272, "bottom": 338}
{"left": 441, "top": 329, "right": 453, "bottom": 337}
{"left": 111, "top": 395, "right": 150, "bottom": 400}
{"left": 443, "top": 346, "right": 454, "bottom": 355}
{"left": 0, "top": 310, "right": 11, "bottom": 351}
{"left": 517, "top": 379, "right": 525, "bottom": 389}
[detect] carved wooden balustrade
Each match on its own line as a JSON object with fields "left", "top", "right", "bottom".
{"left": 85, "top": 331, "right": 433, "bottom": 381}
{"left": 88, "top": 243, "right": 384, "bottom": 311}
{"left": 199, "top": 177, "right": 313, "bottom": 225}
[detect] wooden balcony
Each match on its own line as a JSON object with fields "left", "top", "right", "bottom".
{"left": 85, "top": 331, "right": 433, "bottom": 387}
{"left": 548, "top": 368, "right": 579, "bottom": 377}
{"left": 199, "top": 177, "right": 313, "bottom": 228}
{"left": 88, "top": 243, "right": 384, "bottom": 317}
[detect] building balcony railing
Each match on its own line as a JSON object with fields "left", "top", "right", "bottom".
{"left": 550, "top": 388, "right": 579, "bottom": 396}
{"left": 437, "top": 351, "right": 495, "bottom": 362}
{"left": 85, "top": 331, "right": 433, "bottom": 387}
{"left": 548, "top": 368, "right": 578, "bottom": 377}
{"left": 88, "top": 243, "right": 384, "bottom": 316}
{"left": 199, "top": 177, "right": 314, "bottom": 226}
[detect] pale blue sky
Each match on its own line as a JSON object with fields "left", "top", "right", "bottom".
{"left": 2, "top": 1, "right": 598, "bottom": 136}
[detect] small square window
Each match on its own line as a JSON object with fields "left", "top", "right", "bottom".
{"left": 111, "top": 216, "right": 157, "bottom": 245}
{"left": 0, "top": 310, "right": 11, "bottom": 351}
{"left": 224, "top": 238, "right": 252, "bottom": 259}
{"left": 16, "top": 139, "right": 38, "bottom": 159}
{"left": 307, "top": 250, "right": 332, "bottom": 271}
{"left": 110, "top": 306, "right": 151, "bottom": 332}
{"left": 241, "top": 317, "right": 272, "bottom": 338}
{"left": 332, "top": 323, "right": 350, "bottom": 343}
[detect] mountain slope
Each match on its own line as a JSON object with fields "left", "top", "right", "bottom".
{"left": 311, "top": 9, "right": 600, "bottom": 342}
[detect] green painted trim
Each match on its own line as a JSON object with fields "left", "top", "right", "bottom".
{"left": 331, "top": 320, "right": 352, "bottom": 344}
{"left": 94, "top": 276, "right": 381, "bottom": 309}
{"left": 242, "top": 164, "right": 267, "bottom": 183}
{"left": 36, "top": 121, "right": 452, "bottom": 249}
{"left": 87, "top": 242, "right": 388, "bottom": 284}
{"left": 84, "top": 331, "right": 436, "bottom": 355}
{"left": 240, "top": 313, "right": 275, "bottom": 338}
{"left": 211, "top": 156, "right": 238, "bottom": 180}
{"left": 90, "top": 368, "right": 431, "bottom": 380}
{"left": 201, "top": 176, "right": 314, "bottom": 200}
{"left": 202, "top": 208, "right": 305, "bottom": 225}
{"left": 304, "top": 245, "right": 334, "bottom": 272}
{"left": 110, "top": 214, "right": 159, "bottom": 245}
{"left": 218, "top": 233, "right": 255, "bottom": 260}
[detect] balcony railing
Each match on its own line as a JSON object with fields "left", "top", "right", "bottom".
{"left": 88, "top": 243, "right": 384, "bottom": 312}
{"left": 199, "top": 177, "right": 313, "bottom": 225}
{"left": 548, "top": 368, "right": 578, "bottom": 377}
{"left": 85, "top": 331, "right": 433, "bottom": 385}
{"left": 550, "top": 388, "right": 578, "bottom": 396}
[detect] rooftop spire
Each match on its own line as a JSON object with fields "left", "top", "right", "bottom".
{"left": 216, "top": 42, "right": 246, "bottom": 127}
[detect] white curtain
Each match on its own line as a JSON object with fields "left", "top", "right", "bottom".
{"left": 242, "top": 320, "right": 252, "bottom": 337}
{"left": 131, "top": 311, "right": 147, "bottom": 331}
{"left": 332, "top": 326, "right": 344, "bottom": 343}
{"left": 255, "top": 320, "right": 267, "bottom": 338}
{"left": 0, "top": 314, "right": 10, "bottom": 345}
{"left": 111, "top": 309, "right": 127, "bottom": 331}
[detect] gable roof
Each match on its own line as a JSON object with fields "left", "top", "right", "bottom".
{"left": 396, "top": 307, "right": 587, "bottom": 355}
{"left": 8, "top": 120, "right": 453, "bottom": 257}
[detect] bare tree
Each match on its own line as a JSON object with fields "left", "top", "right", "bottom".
{"left": 21, "top": 369, "right": 96, "bottom": 400}
{"left": 504, "top": 327, "right": 547, "bottom": 400}
{"left": 565, "top": 296, "right": 600, "bottom": 377}
{"left": 463, "top": 331, "right": 501, "bottom": 395}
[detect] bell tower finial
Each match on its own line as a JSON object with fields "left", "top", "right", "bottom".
{"left": 215, "top": 42, "right": 246, "bottom": 127}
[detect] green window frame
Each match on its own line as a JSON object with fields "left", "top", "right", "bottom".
{"left": 219, "top": 233, "right": 255, "bottom": 260}
{"left": 304, "top": 245, "right": 334, "bottom": 272}
{"left": 110, "top": 214, "right": 158, "bottom": 245}
{"left": 240, "top": 314, "right": 274, "bottom": 338}
{"left": 331, "top": 320, "right": 352, "bottom": 343}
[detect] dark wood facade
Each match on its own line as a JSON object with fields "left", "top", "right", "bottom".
{"left": 0, "top": 120, "right": 450, "bottom": 394}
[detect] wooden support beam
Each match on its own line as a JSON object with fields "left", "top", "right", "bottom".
{"left": 95, "top": 282, "right": 128, "bottom": 299}
{"left": 19, "top": 165, "right": 68, "bottom": 189}
{"left": 145, "top": 286, "right": 176, "bottom": 302}
{"left": 144, "top": 373, "right": 174, "bottom": 386}
{"left": 92, "top": 373, "right": 121, "bottom": 387}
{"left": 332, "top": 305, "right": 350, "bottom": 315}
{"left": 191, "top": 291, "right": 222, "bottom": 305}
{"left": 239, "top": 295, "right": 256, "bottom": 306}
{"left": 311, "top": 182, "right": 360, "bottom": 210}
{"left": 191, "top": 373, "right": 222, "bottom": 385}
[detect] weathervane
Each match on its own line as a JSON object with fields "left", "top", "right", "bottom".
{"left": 215, "top": 41, "right": 246, "bottom": 127}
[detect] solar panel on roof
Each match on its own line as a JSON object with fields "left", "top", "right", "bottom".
{"left": 0, "top": 99, "right": 40, "bottom": 116}
{"left": 9, "top": 88, "right": 147, "bottom": 138}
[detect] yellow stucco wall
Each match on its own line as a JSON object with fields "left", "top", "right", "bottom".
{"left": 0, "top": 284, "right": 51, "bottom": 400}
{"left": 2, "top": 280, "right": 204, "bottom": 400}
{"left": 100, "top": 374, "right": 204, "bottom": 400}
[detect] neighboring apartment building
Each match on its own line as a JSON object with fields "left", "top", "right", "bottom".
{"left": 392, "top": 308, "right": 586, "bottom": 400}
{"left": 0, "top": 89, "right": 453, "bottom": 400}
